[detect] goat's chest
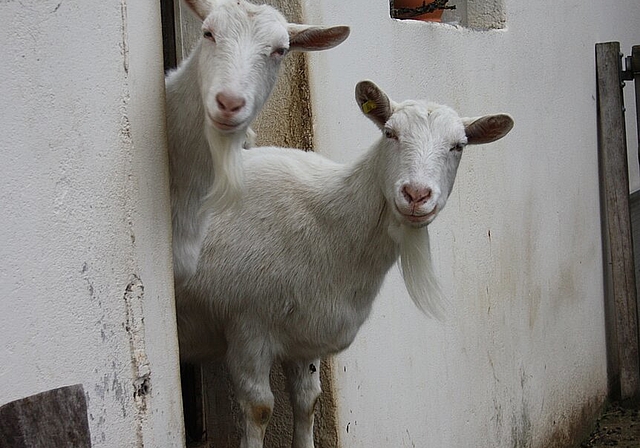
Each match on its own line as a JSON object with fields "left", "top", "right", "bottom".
{"left": 277, "top": 282, "right": 380, "bottom": 360}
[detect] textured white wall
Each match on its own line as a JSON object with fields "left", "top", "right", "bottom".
{"left": 0, "top": 0, "right": 184, "bottom": 446}
{"left": 304, "top": 0, "right": 640, "bottom": 446}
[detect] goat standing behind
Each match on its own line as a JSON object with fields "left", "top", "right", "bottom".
{"left": 179, "top": 80, "right": 514, "bottom": 448}
{"left": 165, "top": 0, "right": 349, "bottom": 287}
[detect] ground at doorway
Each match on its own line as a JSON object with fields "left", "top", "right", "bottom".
{"left": 581, "top": 402, "right": 640, "bottom": 447}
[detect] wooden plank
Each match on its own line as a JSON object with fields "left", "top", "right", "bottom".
{"left": 597, "top": 41, "right": 640, "bottom": 401}
{"left": 0, "top": 384, "right": 91, "bottom": 447}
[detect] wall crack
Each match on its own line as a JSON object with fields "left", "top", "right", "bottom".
{"left": 123, "top": 274, "right": 151, "bottom": 447}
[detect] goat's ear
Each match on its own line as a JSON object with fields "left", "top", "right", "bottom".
{"left": 462, "top": 114, "right": 514, "bottom": 145}
{"left": 288, "top": 25, "right": 350, "bottom": 52}
{"left": 184, "top": 0, "right": 213, "bottom": 21}
{"left": 355, "top": 80, "right": 393, "bottom": 129}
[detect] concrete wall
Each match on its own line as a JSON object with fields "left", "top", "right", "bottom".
{"left": 0, "top": 0, "right": 184, "bottom": 446}
{"left": 303, "top": 0, "right": 640, "bottom": 446}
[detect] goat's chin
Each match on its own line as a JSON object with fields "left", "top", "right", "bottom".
{"left": 396, "top": 225, "right": 448, "bottom": 320}
{"left": 402, "top": 219, "right": 431, "bottom": 229}
{"left": 395, "top": 212, "right": 435, "bottom": 228}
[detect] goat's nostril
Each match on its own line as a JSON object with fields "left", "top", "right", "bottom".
{"left": 402, "top": 185, "right": 413, "bottom": 202}
{"left": 402, "top": 185, "right": 432, "bottom": 205}
{"left": 228, "top": 98, "right": 245, "bottom": 113}
{"left": 216, "top": 92, "right": 246, "bottom": 114}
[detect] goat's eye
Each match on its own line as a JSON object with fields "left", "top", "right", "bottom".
{"left": 384, "top": 129, "right": 398, "bottom": 140}
{"left": 271, "top": 47, "right": 288, "bottom": 57}
{"left": 450, "top": 143, "right": 464, "bottom": 152}
{"left": 203, "top": 30, "right": 215, "bottom": 41}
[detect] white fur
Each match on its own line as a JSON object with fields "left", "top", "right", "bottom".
{"left": 178, "top": 80, "right": 514, "bottom": 448}
{"left": 165, "top": 0, "right": 349, "bottom": 287}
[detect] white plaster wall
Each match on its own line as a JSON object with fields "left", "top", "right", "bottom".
{"left": 304, "top": 1, "right": 640, "bottom": 446}
{"left": 0, "top": 0, "right": 184, "bottom": 446}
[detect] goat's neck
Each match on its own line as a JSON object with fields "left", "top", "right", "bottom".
{"left": 165, "top": 42, "right": 245, "bottom": 282}
{"left": 323, "top": 143, "right": 399, "bottom": 278}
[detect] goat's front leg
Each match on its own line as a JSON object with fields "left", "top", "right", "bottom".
{"left": 283, "top": 358, "right": 322, "bottom": 448}
{"left": 227, "top": 346, "right": 274, "bottom": 448}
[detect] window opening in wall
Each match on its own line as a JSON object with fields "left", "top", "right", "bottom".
{"left": 391, "top": 0, "right": 456, "bottom": 23}
{"left": 390, "top": 0, "right": 505, "bottom": 30}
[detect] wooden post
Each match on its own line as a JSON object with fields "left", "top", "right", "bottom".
{"left": 596, "top": 41, "right": 640, "bottom": 401}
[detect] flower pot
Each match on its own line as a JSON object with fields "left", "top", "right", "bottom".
{"left": 393, "top": 0, "right": 445, "bottom": 22}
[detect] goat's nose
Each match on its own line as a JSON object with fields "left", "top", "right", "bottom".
{"left": 402, "top": 185, "right": 432, "bottom": 205}
{"left": 216, "top": 92, "right": 246, "bottom": 114}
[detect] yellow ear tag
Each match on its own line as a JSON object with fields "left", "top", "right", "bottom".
{"left": 362, "top": 100, "right": 377, "bottom": 114}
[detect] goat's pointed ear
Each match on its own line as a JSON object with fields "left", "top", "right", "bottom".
{"left": 288, "top": 25, "right": 350, "bottom": 52}
{"left": 355, "top": 80, "right": 393, "bottom": 129}
{"left": 462, "top": 114, "right": 514, "bottom": 145}
{"left": 184, "top": 0, "right": 213, "bottom": 21}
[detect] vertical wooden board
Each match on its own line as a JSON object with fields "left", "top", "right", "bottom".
{"left": 596, "top": 41, "right": 640, "bottom": 401}
{"left": 0, "top": 384, "right": 91, "bottom": 448}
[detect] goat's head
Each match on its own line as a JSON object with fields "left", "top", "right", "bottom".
{"left": 185, "top": 0, "right": 350, "bottom": 134}
{"left": 356, "top": 80, "right": 514, "bottom": 228}
{"left": 356, "top": 81, "right": 513, "bottom": 319}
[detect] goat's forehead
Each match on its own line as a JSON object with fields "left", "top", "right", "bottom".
{"left": 204, "top": 0, "right": 288, "bottom": 38}
{"left": 390, "top": 101, "right": 463, "bottom": 131}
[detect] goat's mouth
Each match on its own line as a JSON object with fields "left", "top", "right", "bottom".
{"left": 396, "top": 205, "right": 438, "bottom": 226}
{"left": 207, "top": 114, "right": 245, "bottom": 133}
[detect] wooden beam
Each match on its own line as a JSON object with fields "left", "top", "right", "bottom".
{"left": 0, "top": 384, "right": 91, "bottom": 447}
{"left": 596, "top": 41, "right": 640, "bottom": 401}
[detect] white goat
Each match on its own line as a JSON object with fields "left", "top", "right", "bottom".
{"left": 165, "top": 0, "right": 349, "bottom": 287}
{"left": 178, "top": 81, "right": 514, "bottom": 448}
